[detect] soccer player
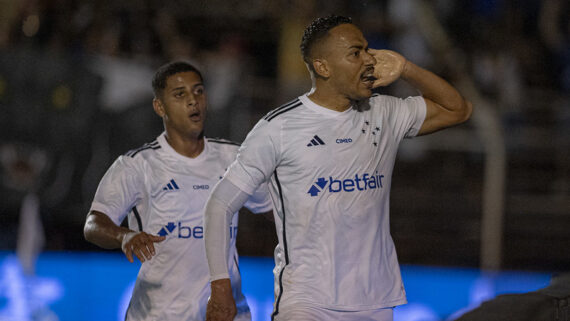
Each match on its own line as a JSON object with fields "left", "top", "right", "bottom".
{"left": 83, "top": 61, "right": 272, "bottom": 321}
{"left": 204, "top": 15, "right": 472, "bottom": 321}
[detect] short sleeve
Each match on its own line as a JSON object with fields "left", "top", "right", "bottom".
{"left": 89, "top": 156, "right": 143, "bottom": 226}
{"left": 372, "top": 95, "right": 426, "bottom": 141}
{"left": 224, "top": 119, "right": 280, "bottom": 195}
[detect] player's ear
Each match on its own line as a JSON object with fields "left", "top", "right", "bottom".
{"left": 153, "top": 98, "right": 165, "bottom": 117}
{"left": 313, "top": 59, "right": 330, "bottom": 78}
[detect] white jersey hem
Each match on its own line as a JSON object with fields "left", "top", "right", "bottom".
{"left": 279, "top": 297, "right": 407, "bottom": 312}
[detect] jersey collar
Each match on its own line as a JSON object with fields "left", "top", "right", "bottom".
{"left": 157, "top": 132, "right": 209, "bottom": 164}
{"left": 299, "top": 94, "right": 355, "bottom": 118}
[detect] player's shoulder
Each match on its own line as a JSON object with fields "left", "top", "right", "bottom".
{"left": 357, "top": 93, "right": 406, "bottom": 113}
{"left": 368, "top": 93, "right": 394, "bottom": 106}
{"left": 103, "top": 139, "right": 161, "bottom": 175}
{"left": 262, "top": 97, "right": 304, "bottom": 122}
{"left": 206, "top": 137, "right": 240, "bottom": 148}
{"left": 206, "top": 137, "right": 241, "bottom": 154}
{"left": 369, "top": 93, "right": 423, "bottom": 106}
{"left": 205, "top": 138, "right": 241, "bottom": 166}
{"left": 123, "top": 139, "right": 162, "bottom": 160}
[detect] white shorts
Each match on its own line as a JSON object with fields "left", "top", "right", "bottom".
{"left": 272, "top": 306, "right": 393, "bottom": 321}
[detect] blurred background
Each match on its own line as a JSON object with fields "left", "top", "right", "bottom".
{"left": 0, "top": 0, "right": 568, "bottom": 320}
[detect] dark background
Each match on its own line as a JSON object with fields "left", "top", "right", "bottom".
{"left": 0, "top": 0, "right": 568, "bottom": 272}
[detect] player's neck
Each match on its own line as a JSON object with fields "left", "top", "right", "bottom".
{"left": 164, "top": 130, "right": 205, "bottom": 158}
{"left": 307, "top": 86, "right": 351, "bottom": 112}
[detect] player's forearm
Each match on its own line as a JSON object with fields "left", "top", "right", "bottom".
{"left": 401, "top": 61, "right": 470, "bottom": 117}
{"left": 84, "top": 211, "right": 131, "bottom": 249}
{"left": 204, "top": 197, "right": 232, "bottom": 280}
{"left": 204, "top": 179, "right": 251, "bottom": 280}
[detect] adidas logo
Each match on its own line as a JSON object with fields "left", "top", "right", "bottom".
{"left": 307, "top": 135, "right": 325, "bottom": 147}
{"left": 162, "top": 179, "right": 180, "bottom": 191}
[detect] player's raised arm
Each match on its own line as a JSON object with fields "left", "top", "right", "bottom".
{"left": 84, "top": 211, "right": 165, "bottom": 263}
{"left": 370, "top": 49, "right": 472, "bottom": 135}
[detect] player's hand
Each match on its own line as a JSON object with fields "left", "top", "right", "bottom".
{"left": 121, "top": 231, "right": 166, "bottom": 263}
{"left": 369, "top": 49, "right": 408, "bottom": 87}
{"left": 206, "top": 279, "right": 237, "bottom": 321}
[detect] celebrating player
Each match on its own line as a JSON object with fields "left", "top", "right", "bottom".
{"left": 204, "top": 15, "right": 472, "bottom": 321}
{"left": 83, "top": 61, "right": 272, "bottom": 321}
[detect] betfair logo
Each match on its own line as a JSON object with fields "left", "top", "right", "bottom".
{"left": 157, "top": 222, "right": 203, "bottom": 238}
{"left": 307, "top": 172, "right": 385, "bottom": 197}
{"left": 157, "top": 222, "right": 237, "bottom": 239}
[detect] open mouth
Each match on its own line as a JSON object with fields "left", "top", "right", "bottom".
{"left": 189, "top": 111, "right": 201, "bottom": 121}
{"left": 360, "top": 69, "right": 376, "bottom": 88}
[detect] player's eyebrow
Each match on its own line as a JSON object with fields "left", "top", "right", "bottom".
{"left": 348, "top": 42, "right": 369, "bottom": 51}
{"left": 170, "top": 86, "right": 186, "bottom": 92}
{"left": 169, "top": 82, "right": 204, "bottom": 93}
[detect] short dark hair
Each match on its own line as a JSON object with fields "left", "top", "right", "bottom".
{"left": 300, "top": 15, "right": 353, "bottom": 68}
{"left": 152, "top": 61, "right": 203, "bottom": 98}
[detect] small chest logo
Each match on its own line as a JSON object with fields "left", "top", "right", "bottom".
{"left": 307, "top": 135, "right": 325, "bottom": 147}
{"left": 162, "top": 179, "right": 180, "bottom": 191}
{"left": 336, "top": 138, "right": 353, "bottom": 144}
{"left": 361, "top": 120, "right": 381, "bottom": 147}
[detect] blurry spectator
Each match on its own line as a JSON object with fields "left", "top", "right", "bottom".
{"left": 471, "top": 42, "right": 523, "bottom": 113}
{"left": 275, "top": 0, "right": 316, "bottom": 101}
{"left": 202, "top": 34, "right": 252, "bottom": 140}
{"left": 387, "top": 0, "right": 433, "bottom": 68}
{"left": 88, "top": 53, "right": 155, "bottom": 113}
{"left": 0, "top": 0, "right": 19, "bottom": 48}
{"left": 385, "top": 0, "right": 435, "bottom": 98}
{"left": 84, "top": 17, "right": 155, "bottom": 113}
{"left": 539, "top": 0, "right": 570, "bottom": 195}
{"left": 153, "top": 9, "right": 199, "bottom": 63}
{"left": 356, "top": 1, "right": 391, "bottom": 51}
{"left": 539, "top": 0, "right": 570, "bottom": 92}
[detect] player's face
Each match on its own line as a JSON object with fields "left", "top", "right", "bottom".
{"left": 322, "top": 24, "right": 376, "bottom": 100}
{"left": 155, "top": 71, "right": 207, "bottom": 138}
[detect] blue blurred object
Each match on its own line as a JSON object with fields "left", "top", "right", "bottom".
{"left": 0, "top": 252, "right": 551, "bottom": 321}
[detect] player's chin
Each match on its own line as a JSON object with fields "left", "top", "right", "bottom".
{"left": 355, "top": 86, "right": 373, "bottom": 99}
{"left": 186, "top": 122, "right": 205, "bottom": 135}
{"left": 347, "top": 83, "right": 373, "bottom": 101}
{"left": 361, "top": 79, "right": 375, "bottom": 92}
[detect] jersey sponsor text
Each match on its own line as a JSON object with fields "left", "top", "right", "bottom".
{"left": 307, "top": 171, "right": 384, "bottom": 197}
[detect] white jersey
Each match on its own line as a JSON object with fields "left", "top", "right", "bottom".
{"left": 224, "top": 93, "right": 426, "bottom": 314}
{"left": 90, "top": 132, "right": 272, "bottom": 321}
